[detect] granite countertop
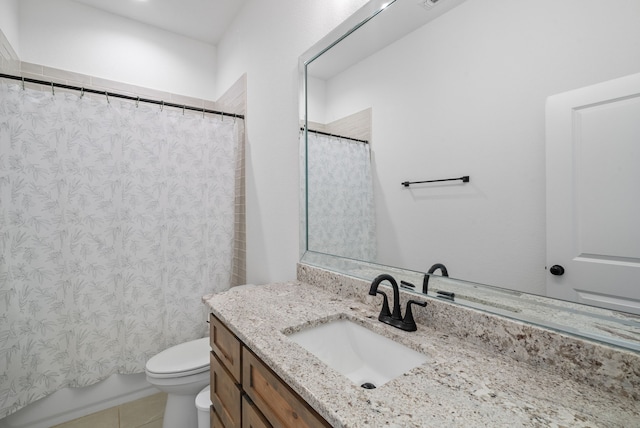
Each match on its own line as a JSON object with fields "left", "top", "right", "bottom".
{"left": 204, "top": 281, "right": 640, "bottom": 427}
{"left": 301, "top": 252, "right": 640, "bottom": 352}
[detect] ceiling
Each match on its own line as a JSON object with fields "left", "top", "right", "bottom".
{"left": 70, "top": 0, "right": 248, "bottom": 45}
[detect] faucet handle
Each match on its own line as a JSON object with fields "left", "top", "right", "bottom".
{"left": 402, "top": 300, "right": 427, "bottom": 332}
{"left": 373, "top": 291, "right": 392, "bottom": 321}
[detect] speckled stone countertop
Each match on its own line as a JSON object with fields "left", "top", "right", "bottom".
{"left": 204, "top": 280, "right": 640, "bottom": 427}
{"left": 301, "top": 252, "right": 640, "bottom": 352}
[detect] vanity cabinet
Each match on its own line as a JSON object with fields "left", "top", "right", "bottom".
{"left": 209, "top": 314, "right": 329, "bottom": 428}
{"left": 241, "top": 395, "right": 271, "bottom": 428}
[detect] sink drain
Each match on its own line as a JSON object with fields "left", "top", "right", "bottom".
{"left": 360, "top": 382, "right": 376, "bottom": 389}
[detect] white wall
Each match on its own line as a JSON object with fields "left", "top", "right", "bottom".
{"left": 4, "top": 0, "right": 372, "bottom": 286}
{"left": 216, "top": 0, "right": 369, "bottom": 284}
{"left": 314, "top": 0, "right": 640, "bottom": 294}
{"left": 18, "top": 0, "right": 217, "bottom": 99}
{"left": 0, "top": 0, "right": 20, "bottom": 55}
{"left": 306, "top": 76, "right": 327, "bottom": 124}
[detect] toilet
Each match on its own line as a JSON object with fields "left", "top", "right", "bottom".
{"left": 195, "top": 386, "right": 212, "bottom": 428}
{"left": 145, "top": 337, "right": 211, "bottom": 428}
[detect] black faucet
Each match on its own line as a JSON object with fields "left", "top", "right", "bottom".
{"left": 422, "top": 263, "right": 448, "bottom": 294}
{"left": 369, "top": 274, "right": 427, "bottom": 332}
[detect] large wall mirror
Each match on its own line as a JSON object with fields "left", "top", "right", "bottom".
{"left": 300, "top": 0, "right": 640, "bottom": 350}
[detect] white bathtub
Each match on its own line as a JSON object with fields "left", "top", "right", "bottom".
{"left": 0, "top": 373, "right": 157, "bottom": 428}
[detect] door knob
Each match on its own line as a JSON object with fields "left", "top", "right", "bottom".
{"left": 549, "top": 265, "right": 565, "bottom": 276}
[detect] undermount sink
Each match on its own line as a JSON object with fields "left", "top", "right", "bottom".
{"left": 286, "top": 319, "right": 428, "bottom": 388}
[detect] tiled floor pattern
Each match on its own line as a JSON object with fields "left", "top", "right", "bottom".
{"left": 51, "top": 393, "right": 167, "bottom": 428}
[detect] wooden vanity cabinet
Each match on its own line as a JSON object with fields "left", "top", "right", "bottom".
{"left": 211, "top": 352, "right": 242, "bottom": 427}
{"left": 243, "top": 347, "right": 329, "bottom": 428}
{"left": 210, "top": 315, "right": 242, "bottom": 381}
{"left": 242, "top": 395, "right": 272, "bottom": 428}
{"left": 211, "top": 405, "right": 225, "bottom": 428}
{"left": 209, "top": 314, "right": 329, "bottom": 428}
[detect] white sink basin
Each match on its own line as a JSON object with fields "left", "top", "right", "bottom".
{"left": 287, "top": 319, "right": 427, "bottom": 388}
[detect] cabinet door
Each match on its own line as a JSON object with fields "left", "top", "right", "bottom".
{"left": 242, "top": 348, "right": 329, "bottom": 428}
{"left": 242, "top": 394, "right": 272, "bottom": 428}
{"left": 210, "top": 314, "right": 242, "bottom": 382}
{"left": 211, "top": 352, "right": 242, "bottom": 428}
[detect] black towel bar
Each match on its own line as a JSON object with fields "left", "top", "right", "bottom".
{"left": 401, "top": 176, "right": 470, "bottom": 187}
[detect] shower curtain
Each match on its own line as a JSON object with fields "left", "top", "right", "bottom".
{"left": 0, "top": 82, "right": 241, "bottom": 418}
{"left": 304, "top": 132, "right": 376, "bottom": 261}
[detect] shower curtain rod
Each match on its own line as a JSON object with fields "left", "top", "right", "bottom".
{"left": 0, "top": 73, "right": 244, "bottom": 120}
{"left": 301, "top": 127, "right": 368, "bottom": 144}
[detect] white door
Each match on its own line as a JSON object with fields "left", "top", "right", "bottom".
{"left": 546, "top": 72, "right": 640, "bottom": 315}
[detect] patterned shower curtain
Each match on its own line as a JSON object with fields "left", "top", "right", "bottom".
{"left": 305, "top": 132, "right": 376, "bottom": 261}
{"left": 0, "top": 82, "right": 241, "bottom": 417}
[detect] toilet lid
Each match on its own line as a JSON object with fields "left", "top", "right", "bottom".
{"left": 146, "top": 337, "right": 210, "bottom": 378}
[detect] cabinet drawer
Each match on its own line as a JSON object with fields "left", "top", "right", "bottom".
{"left": 211, "top": 353, "right": 242, "bottom": 428}
{"left": 242, "top": 394, "right": 272, "bottom": 428}
{"left": 210, "top": 314, "right": 242, "bottom": 382}
{"left": 211, "top": 406, "right": 225, "bottom": 428}
{"left": 242, "top": 348, "right": 329, "bottom": 428}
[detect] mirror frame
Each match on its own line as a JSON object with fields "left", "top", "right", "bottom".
{"left": 298, "top": 0, "right": 640, "bottom": 352}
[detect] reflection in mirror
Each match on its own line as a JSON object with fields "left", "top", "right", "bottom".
{"left": 300, "top": 0, "right": 640, "bottom": 350}
{"left": 302, "top": 251, "right": 640, "bottom": 352}
{"left": 306, "top": 129, "right": 376, "bottom": 260}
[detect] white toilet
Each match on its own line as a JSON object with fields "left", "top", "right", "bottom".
{"left": 145, "top": 338, "right": 211, "bottom": 428}
{"left": 195, "top": 385, "right": 212, "bottom": 428}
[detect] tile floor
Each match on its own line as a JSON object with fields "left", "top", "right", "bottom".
{"left": 51, "top": 393, "right": 167, "bottom": 428}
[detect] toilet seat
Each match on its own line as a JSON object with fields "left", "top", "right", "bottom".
{"left": 145, "top": 337, "right": 210, "bottom": 379}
